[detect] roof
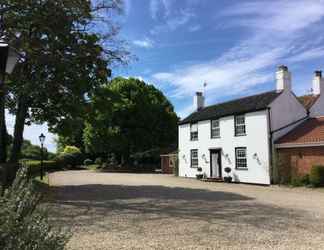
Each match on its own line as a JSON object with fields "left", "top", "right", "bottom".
{"left": 298, "top": 95, "right": 319, "bottom": 110}
{"left": 276, "top": 117, "right": 324, "bottom": 146}
{"left": 179, "top": 90, "right": 282, "bottom": 125}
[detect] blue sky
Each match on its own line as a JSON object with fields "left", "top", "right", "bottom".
{"left": 9, "top": 0, "right": 324, "bottom": 152}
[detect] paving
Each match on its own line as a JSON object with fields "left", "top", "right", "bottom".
{"left": 48, "top": 170, "right": 324, "bottom": 250}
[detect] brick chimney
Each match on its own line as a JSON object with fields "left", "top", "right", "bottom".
{"left": 276, "top": 65, "right": 291, "bottom": 92}
{"left": 194, "top": 92, "right": 204, "bottom": 111}
{"left": 312, "top": 70, "right": 324, "bottom": 95}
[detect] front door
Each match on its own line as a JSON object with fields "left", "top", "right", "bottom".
{"left": 210, "top": 150, "right": 222, "bottom": 178}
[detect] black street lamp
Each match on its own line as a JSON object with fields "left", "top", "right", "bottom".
{"left": 39, "top": 133, "right": 46, "bottom": 180}
{"left": 0, "top": 43, "right": 19, "bottom": 77}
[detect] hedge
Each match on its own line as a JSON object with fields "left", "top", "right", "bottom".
{"left": 22, "top": 160, "right": 62, "bottom": 176}
{"left": 309, "top": 165, "right": 324, "bottom": 187}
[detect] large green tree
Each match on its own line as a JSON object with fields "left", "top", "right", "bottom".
{"left": 0, "top": 0, "right": 128, "bottom": 166}
{"left": 84, "top": 77, "right": 179, "bottom": 164}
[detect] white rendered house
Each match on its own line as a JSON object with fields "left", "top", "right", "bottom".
{"left": 178, "top": 66, "right": 308, "bottom": 184}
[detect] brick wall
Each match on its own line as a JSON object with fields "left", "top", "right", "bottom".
{"left": 277, "top": 147, "right": 324, "bottom": 180}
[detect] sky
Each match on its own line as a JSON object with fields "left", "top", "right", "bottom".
{"left": 7, "top": 0, "right": 324, "bottom": 152}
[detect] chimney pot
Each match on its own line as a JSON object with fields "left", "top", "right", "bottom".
{"left": 315, "top": 70, "right": 322, "bottom": 77}
{"left": 278, "top": 65, "right": 288, "bottom": 71}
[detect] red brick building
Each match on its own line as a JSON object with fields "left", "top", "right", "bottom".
{"left": 276, "top": 117, "right": 324, "bottom": 179}
{"left": 160, "top": 152, "right": 177, "bottom": 174}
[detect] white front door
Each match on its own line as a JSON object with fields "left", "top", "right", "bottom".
{"left": 211, "top": 151, "right": 221, "bottom": 178}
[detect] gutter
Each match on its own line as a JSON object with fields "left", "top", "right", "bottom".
{"left": 275, "top": 142, "right": 324, "bottom": 149}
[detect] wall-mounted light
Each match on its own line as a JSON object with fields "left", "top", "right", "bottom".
{"left": 253, "top": 153, "right": 261, "bottom": 165}
{"left": 201, "top": 153, "right": 208, "bottom": 163}
{"left": 222, "top": 151, "right": 231, "bottom": 164}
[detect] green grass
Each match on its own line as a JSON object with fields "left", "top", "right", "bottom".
{"left": 86, "top": 164, "right": 101, "bottom": 171}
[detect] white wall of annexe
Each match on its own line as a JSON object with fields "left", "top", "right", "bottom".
{"left": 178, "top": 110, "right": 271, "bottom": 185}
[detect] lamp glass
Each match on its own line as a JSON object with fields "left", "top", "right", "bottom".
{"left": 6, "top": 48, "right": 19, "bottom": 74}
{"left": 39, "top": 133, "right": 46, "bottom": 144}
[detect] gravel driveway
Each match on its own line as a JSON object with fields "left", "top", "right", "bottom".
{"left": 48, "top": 171, "right": 324, "bottom": 250}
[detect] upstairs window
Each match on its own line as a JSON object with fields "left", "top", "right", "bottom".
{"left": 211, "top": 119, "right": 220, "bottom": 138}
{"left": 190, "top": 149, "right": 198, "bottom": 168}
{"left": 235, "top": 115, "right": 246, "bottom": 136}
{"left": 190, "top": 123, "right": 198, "bottom": 141}
{"left": 235, "top": 147, "right": 247, "bottom": 169}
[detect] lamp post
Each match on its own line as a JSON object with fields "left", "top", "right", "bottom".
{"left": 39, "top": 133, "right": 46, "bottom": 180}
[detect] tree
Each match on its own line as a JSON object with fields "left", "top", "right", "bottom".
{"left": 84, "top": 77, "right": 179, "bottom": 165}
{"left": 0, "top": 0, "right": 128, "bottom": 167}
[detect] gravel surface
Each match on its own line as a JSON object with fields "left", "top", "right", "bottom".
{"left": 48, "top": 170, "right": 324, "bottom": 250}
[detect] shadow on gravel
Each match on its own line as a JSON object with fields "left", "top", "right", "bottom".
{"left": 47, "top": 184, "right": 305, "bottom": 232}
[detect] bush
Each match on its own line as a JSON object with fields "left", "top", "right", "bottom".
{"left": 23, "top": 160, "right": 61, "bottom": 176}
{"left": 310, "top": 165, "right": 324, "bottom": 187}
{"left": 0, "top": 166, "right": 68, "bottom": 249}
{"left": 55, "top": 152, "right": 83, "bottom": 168}
{"left": 94, "top": 157, "right": 102, "bottom": 165}
{"left": 63, "top": 146, "right": 81, "bottom": 155}
{"left": 83, "top": 159, "right": 92, "bottom": 166}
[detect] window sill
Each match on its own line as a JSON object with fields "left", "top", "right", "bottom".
{"left": 234, "top": 134, "right": 246, "bottom": 137}
{"left": 190, "top": 166, "right": 198, "bottom": 168}
{"left": 190, "top": 139, "right": 198, "bottom": 141}
{"left": 236, "top": 168, "right": 248, "bottom": 171}
{"left": 211, "top": 136, "right": 221, "bottom": 139}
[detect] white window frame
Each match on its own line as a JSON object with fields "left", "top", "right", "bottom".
{"left": 235, "top": 147, "right": 247, "bottom": 169}
{"left": 190, "top": 123, "right": 198, "bottom": 141}
{"left": 211, "top": 119, "right": 220, "bottom": 138}
{"left": 190, "top": 149, "right": 198, "bottom": 168}
{"left": 235, "top": 115, "right": 246, "bottom": 136}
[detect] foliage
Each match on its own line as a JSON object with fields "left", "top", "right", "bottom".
{"left": 23, "top": 160, "right": 61, "bottom": 176}
{"left": 55, "top": 153, "right": 83, "bottom": 168}
{"left": 0, "top": 166, "right": 68, "bottom": 249}
{"left": 84, "top": 77, "right": 179, "bottom": 165}
{"left": 310, "top": 165, "right": 324, "bottom": 187}
{"left": 63, "top": 146, "right": 81, "bottom": 155}
{"left": 94, "top": 157, "right": 102, "bottom": 165}
{"left": 1, "top": 0, "right": 129, "bottom": 163}
{"left": 83, "top": 159, "right": 92, "bottom": 166}
{"left": 224, "top": 167, "right": 231, "bottom": 174}
{"left": 20, "top": 139, "right": 55, "bottom": 160}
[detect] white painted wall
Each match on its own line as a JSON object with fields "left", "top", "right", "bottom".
{"left": 178, "top": 110, "right": 271, "bottom": 184}
{"left": 269, "top": 90, "right": 308, "bottom": 140}
{"left": 310, "top": 95, "right": 324, "bottom": 117}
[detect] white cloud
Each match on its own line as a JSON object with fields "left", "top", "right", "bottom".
{"left": 152, "top": 0, "right": 324, "bottom": 117}
{"left": 133, "top": 38, "right": 154, "bottom": 48}
{"left": 150, "top": 0, "right": 173, "bottom": 19}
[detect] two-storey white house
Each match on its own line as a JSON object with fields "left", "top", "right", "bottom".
{"left": 178, "top": 66, "right": 308, "bottom": 185}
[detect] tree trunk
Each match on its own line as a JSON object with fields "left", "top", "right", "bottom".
{"left": 0, "top": 74, "right": 7, "bottom": 163}
{"left": 9, "top": 96, "right": 28, "bottom": 164}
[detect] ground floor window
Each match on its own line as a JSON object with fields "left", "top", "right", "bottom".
{"left": 191, "top": 149, "right": 198, "bottom": 168}
{"left": 235, "top": 147, "right": 247, "bottom": 169}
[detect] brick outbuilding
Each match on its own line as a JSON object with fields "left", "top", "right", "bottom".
{"left": 276, "top": 117, "right": 324, "bottom": 179}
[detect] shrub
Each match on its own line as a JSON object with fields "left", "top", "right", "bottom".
{"left": 63, "top": 146, "right": 81, "bottom": 155}
{"left": 310, "top": 165, "right": 324, "bottom": 187}
{"left": 224, "top": 167, "right": 231, "bottom": 174}
{"left": 55, "top": 152, "right": 83, "bottom": 168}
{"left": 0, "top": 166, "right": 68, "bottom": 249}
{"left": 83, "top": 159, "right": 92, "bottom": 166}
{"left": 23, "top": 160, "right": 61, "bottom": 176}
{"left": 94, "top": 157, "right": 102, "bottom": 165}
{"left": 290, "top": 176, "right": 303, "bottom": 187}
{"left": 300, "top": 174, "right": 310, "bottom": 186}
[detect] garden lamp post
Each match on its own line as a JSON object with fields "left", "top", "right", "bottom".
{"left": 39, "top": 133, "right": 46, "bottom": 180}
